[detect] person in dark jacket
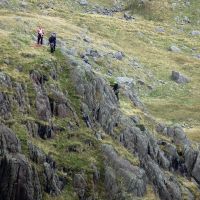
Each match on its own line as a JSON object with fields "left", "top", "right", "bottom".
{"left": 49, "top": 33, "right": 56, "bottom": 53}
{"left": 112, "top": 82, "right": 120, "bottom": 101}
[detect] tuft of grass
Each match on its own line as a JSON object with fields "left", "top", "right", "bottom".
{"left": 126, "top": 0, "right": 172, "bottom": 21}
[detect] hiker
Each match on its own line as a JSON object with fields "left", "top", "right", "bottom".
{"left": 49, "top": 32, "right": 56, "bottom": 53}
{"left": 37, "top": 26, "right": 44, "bottom": 45}
{"left": 82, "top": 112, "right": 92, "bottom": 128}
{"left": 112, "top": 82, "right": 120, "bottom": 101}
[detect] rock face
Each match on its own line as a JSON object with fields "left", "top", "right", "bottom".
{"left": 69, "top": 59, "right": 199, "bottom": 199}
{"left": 102, "top": 144, "right": 147, "bottom": 199}
{"left": 171, "top": 71, "right": 190, "bottom": 84}
{"left": 73, "top": 174, "right": 88, "bottom": 199}
{"left": 28, "top": 143, "right": 66, "bottom": 195}
{"left": 36, "top": 93, "right": 52, "bottom": 121}
{"left": 0, "top": 125, "right": 42, "bottom": 200}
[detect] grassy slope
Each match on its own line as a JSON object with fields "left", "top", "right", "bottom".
{"left": 1, "top": 0, "right": 200, "bottom": 199}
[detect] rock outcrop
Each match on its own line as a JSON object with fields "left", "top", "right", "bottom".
{"left": 69, "top": 58, "right": 199, "bottom": 199}
{"left": 171, "top": 71, "right": 190, "bottom": 84}
{"left": 0, "top": 124, "right": 42, "bottom": 200}
{"left": 102, "top": 144, "right": 147, "bottom": 199}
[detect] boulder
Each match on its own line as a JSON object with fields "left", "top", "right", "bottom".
{"left": 113, "top": 51, "right": 124, "bottom": 60}
{"left": 124, "top": 12, "right": 133, "bottom": 20}
{"left": 169, "top": 45, "right": 181, "bottom": 53}
{"left": 191, "top": 30, "right": 200, "bottom": 36}
{"left": 171, "top": 71, "right": 190, "bottom": 84}
{"left": 116, "top": 77, "right": 134, "bottom": 86}
{"left": 79, "top": 0, "right": 88, "bottom": 6}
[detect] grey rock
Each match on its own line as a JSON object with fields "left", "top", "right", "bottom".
{"left": 137, "top": 79, "right": 145, "bottom": 85}
{"left": 116, "top": 77, "right": 134, "bottom": 86}
{"left": 173, "top": 126, "right": 190, "bottom": 145}
{"left": 155, "top": 27, "right": 165, "bottom": 33}
{"left": 194, "top": 54, "right": 200, "bottom": 59}
{"left": 147, "top": 85, "right": 153, "bottom": 90}
{"left": 0, "top": 72, "right": 12, "bottom": 87}
{"left": 73, "top": 174, "right": 87, "bottom": 199}
{"left": 0, "top": 92, "right": 12, "bottom": 119}
{"left": 79, "top": 0, "right": 88, "bottom": 6}
{"left": 192, "top": 153, "right": 200, "bottom": 184}
{"left": 91, "top": 164, "right": 100, "bottom": 184}
{"left": 36, "top": 93, "right": 51, "bottom": 121}
{"left": 65, "top": 50, "right": 196, "bottom": 199}
{"left": 49, "top": 88, "right": 78, "bottom": 121}
{"left": 184, "top": 147, "right": 198, "bottom": 175}
{"left": 183, "top": 16, "right": 191, "bottom": 24}
{"left": 4, "top": 58, "right": 10, "bottom": 65}
{"left": 85, "top": 48, "right": 101, "bottom": 58}
{"left": 130, "top": 59, "right": 142, "bottom": 68}
{"left": 14, "top": 83, "right": 28, "bottom": 112}
{"left": 26, "top": 121, "right": 39, "bottom": 137}
{"left": 83, "top": 36, "right": 91, "bottom": 43}
{"left": 113, "top": 51, "right": 124, "bottom": 60}
{"left": 28, "top": 143, "right": 46, "bottom": 164}
{"left": 0, "top": 154, "right": 42, "bottom": 200}
{"left": 43, "top": 162, "right": 65, "bottom": 195}
{"left": 158, "top": 124, "right": 190, "bottom": 146}
{"left": 169, "top": 45, "right": 181, "bottom": 53}
{"left": 124, "top": 88, "right": 145, "bottom": 110}
{"left": 20, "top": 1, "right": 28, "bottom": 8}
{"left": 104, "top": 167, "right": 119, "bottom": 199}
{"left": 191, "top": 30, "right": 200, "bottom": 36}
{"left": 107, "top": 69, "right": 113, "bottom": 76}
{"left": 0, "top": 124, "right": 21, "bottom": 153}
{"left": 0, "top": 126, "right": 42, "bottom": 200}
{"left": 0, "top": 0, "right": 9, "bottom": 6}
{"left": 142, "top": 156, "right": 182, "bottom": 200}
{"left": 102, "top": 144, "right": 147, "bottom": 197}
{"left": 124, "top": 12, "right": 133, "bottom": 20}
{"left": 130, "top": 115, "right": 140, "bottom": 124}
{"left": 30, "top": 70, "right": 47, "bottom": 86}
{"left": 171, "top": 71, "right": 190, "bottom": 84}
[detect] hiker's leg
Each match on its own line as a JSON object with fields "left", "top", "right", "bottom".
{"left": 37, "top": 34, "right": 40, "bottom": 44}
{"left": 41, "top": 36, "right": 43, "bottom": 45}
{"left": 116, "top": 93, "right": 119, "bottom": 101}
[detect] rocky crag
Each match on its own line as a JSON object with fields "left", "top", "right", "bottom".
{"left": 0, "top": 0, "right": 200, "bottom": 200}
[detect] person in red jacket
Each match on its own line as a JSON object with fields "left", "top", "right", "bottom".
{"left": 37, "top": 26, "right": 44, "bottom": 45}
